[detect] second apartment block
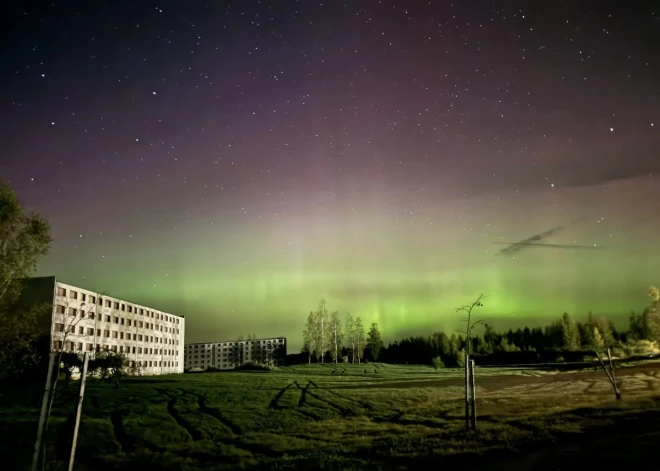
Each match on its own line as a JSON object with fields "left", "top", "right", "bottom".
{"left": 184, "top": 337, "right": 286, "bottom": 370}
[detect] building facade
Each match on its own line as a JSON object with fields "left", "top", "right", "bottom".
{"left": 185, "top": 337, "right": 286, "bottom": 371}
{"left": 24, "top": 276, "right": 185, "bottom": 375}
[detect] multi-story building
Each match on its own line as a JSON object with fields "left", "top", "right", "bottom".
{"left": 22, "top": 276, "right": 185, "bottom": 375}
{"left": 184, "top": 337, "right": 286, "bottom": 371}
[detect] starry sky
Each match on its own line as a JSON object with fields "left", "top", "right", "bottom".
{"left": 2, "top": 1, "right": 659, "bottom": 350}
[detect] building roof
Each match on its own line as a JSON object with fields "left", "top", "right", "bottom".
{"left": 27, "top": 276, "right": 186, "bottom": 319}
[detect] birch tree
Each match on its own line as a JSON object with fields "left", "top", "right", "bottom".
{"left": 302, "top": 311, "right": 316, "bottom": 363}
{"left": 329, "top": 311, "right": 342, "bottom": 363}
{"left": 313, "top": 300, "right": 329, "bottom": 363}
{"left": 354, "top": 316, "right": 365, "bottom": 364}
{"left": 344, "top": 313, "right": 356, "bottom": 363}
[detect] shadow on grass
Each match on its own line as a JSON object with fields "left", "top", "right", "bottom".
{"left": 121, "top": 378, "right": 180, "bottom": 384}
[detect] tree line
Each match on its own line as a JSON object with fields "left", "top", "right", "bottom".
{"left": 297, "top": 288, "right": 660, "bottom": 368}
{"left": 301, "top": 300, "right": 384, "bottom": 363}
{"left": 380, "top": 288, "right": 660, "bottom": 367}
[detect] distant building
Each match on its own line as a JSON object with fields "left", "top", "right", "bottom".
{"left": 184, "top": 337, "right": 287, "bottom": 370}
{"left": 21, "top": 276, "right": 185, "bottom": 375}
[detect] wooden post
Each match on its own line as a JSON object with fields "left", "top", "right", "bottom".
{"left": 32, "top": 352, "right": 57, "bottom": 471}
{"left": 606, "top": 348, "right": 622, "bottom": 402}
{"left": 464, "top": 352, "right": 470, "bottom": 430}
{"left": 470, "top": 359, "right": 477, "bottom": 431}
{"left": 594, "top": 350, "right": 620, "bottom": 402}
{"left": 68, "top": 352, "right": 90, "bottom": 471}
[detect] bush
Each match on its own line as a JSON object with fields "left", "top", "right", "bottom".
{"left": 432, "top": 357, "right": 445, "bottom": 370}
{"left": 455, "top": 349, "right": 466, "bottom": 368}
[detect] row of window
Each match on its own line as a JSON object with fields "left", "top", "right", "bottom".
{"left": 53, "top": 324, "right": 179, "bottom": 345}
{"left": 56, "top": 287, "right": 181, "bottom": 324}
{"left": 53, "top": 340, "right": 178, "bottom": 357}
{"left": 54, "top": 306, "right": 181, "bottom": 335}
{"left": 186, "top": 339, "right": 284, "bottom": 350}
{"left": 186, "top": 351, "right": 275, "bottom": 361}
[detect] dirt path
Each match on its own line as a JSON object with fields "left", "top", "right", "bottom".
{"left": 330, "top": 361, "right": 660, "bottom": 391}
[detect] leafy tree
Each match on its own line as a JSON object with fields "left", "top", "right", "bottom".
{"left": 312, "top": 300, "right": 329, "bottom": 363}
{"left": 0, "top": 180, "right": 52, "bottom": 381}
{"left": 329, "top": 311, "right": 342, "bottom": 363}
{"left": 581, "top": 313, "right": 614, "bottom": 348}
{"left": 302, "top": 311, "right": 316, "bottom": 363}
{"left": 59, "top": 351, "right": 83, "bottom": 384}
{"left": 455, "top": 348, "right": 466, "bottom": 368}
{"left": 344, "top": 313, "right": 356, "bottom": 363}
{"left": 0, "top": 180, "right": 51, "bottom": 303}
{"left": 432, "top": 356, "right": 445, "bottom": 370}
{"left": 366, "top": 322, "right": 384, "bottom": 361}
{"left": 354, "top": 317, "right": 365, "bottom": 363}
{"left": 645, "top": 285, "right": 660, "bottom": 341}
{"left": 561, "top": 313, "right": 580, "bottom": 350}
{"left": 0, "top": 297, "right": 51, "bottom": 381}
{"left": 481, "top": 324, "right": 499, "bottom": 354}
{"left": 88, "top": 350, "right": 130, "bottom": 388}
{"left": 431, "top": 331, "right": 450, "bottom": 359}
{"left": 522, "top": 327, "right": 532, "bottom": 349}
{"left": 629, "top": 311, "right": 650, "bottom": 340}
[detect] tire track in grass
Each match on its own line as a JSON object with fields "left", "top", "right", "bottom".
{"left": 295, "top": 409, "right": 321, "bottom": 421}
{"left": 181, "top": 390, "right": 244, "bottom": 435}
{"left": 90, "top": 395, "right": 101, "bottom": 409}
{"left": 173, "top": 390, "right": 285, "bottom": 458}
{"left": 267, "top": 383, "right": 319, "bottom": 421}
{"left": 154, "top": 388, "right": 201, "bottom": 442}
{"left": 295, "top": 381, "right": 352, "bottom": 416}
{"left": 320, "top": 384, "right": 375, "bottom": 411}
{"left": 110, "top": 411, "right": 135, "bottom": 453}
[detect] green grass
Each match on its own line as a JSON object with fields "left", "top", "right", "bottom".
{"left": 2, "top": 362, "right": 660, "bottom": 470}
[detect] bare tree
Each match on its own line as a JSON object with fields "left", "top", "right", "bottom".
{"left": 354, "top": 317, "right": 365, "bottom": 364}
{"left": 456, "top": 294, "right": 487, "bottom": 431}
{"left": 329, "top": 311, "right": 342, "bottom": 363}
{"left": 344, "top": 313, "right": 356, "bottom": 363}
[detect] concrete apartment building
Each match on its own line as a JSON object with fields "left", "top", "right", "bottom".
{"left": 23, "top": 277, "right": 185, "bottom": 375}
{"left": 185, "top": 337, "right": 287, "bottom": 370}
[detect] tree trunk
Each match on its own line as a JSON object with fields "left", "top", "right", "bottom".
{"left": 464, "top": 352, "right": 470, "bottom": 431}
{"left": 470, "top": 359, "right": 477, "bottom": 431}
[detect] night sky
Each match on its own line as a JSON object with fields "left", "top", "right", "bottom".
{"left": 2, "top": 1, "right": 659, "bottom": 349}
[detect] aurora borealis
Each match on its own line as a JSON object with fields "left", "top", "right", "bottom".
{"left": 2, "top": 1, "right": 659, "bottom": 350}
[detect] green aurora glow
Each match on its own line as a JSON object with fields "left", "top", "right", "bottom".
{"left": 36, "top": 176, "right": 659, "bottom": 350}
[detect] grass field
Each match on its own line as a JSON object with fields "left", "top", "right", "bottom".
{"left": 3, "top": 361, "right": 660, "bottom": 470}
